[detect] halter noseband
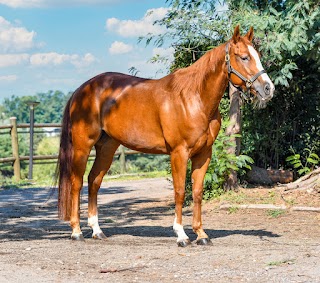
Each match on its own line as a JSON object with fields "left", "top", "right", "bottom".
{"left": 225, "top": 42, "right": 266, "bottom": 101}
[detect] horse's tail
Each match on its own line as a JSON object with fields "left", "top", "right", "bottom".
{"left": 56, "top": 97, "right": 73, "bottom": 221}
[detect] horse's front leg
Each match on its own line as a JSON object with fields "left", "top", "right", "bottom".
{"left": 191, "top": 147, "right": 212, "bottom": 245}
{"left": 170, "top": 149, "right": 189, "bottom": 247}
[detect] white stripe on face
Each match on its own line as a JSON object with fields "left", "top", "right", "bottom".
{"left": 248, "top": 45, "right": 272, "bottom": 84}
{"left": 248, "top": 45, "right": 275, "bottom": 98}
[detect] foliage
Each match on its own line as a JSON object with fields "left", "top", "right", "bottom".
{"left": 232, "top": 0, "right": 320, "bottom": 168}
{"left": 1, "top": 90, "right": 71, "bottom": 124}
{"left": 267, "top": 209, "right": 286, "bottom": 218}
{"left": 286, "top": 147, "right": 320, "bottom": 176}
{"left": 0, "top": 91, "right": 70, "bottom": 177}
{"left": 127, "top": 154, "right": 170, "bottom": 172}
{"left": 145, "top": 0, "right": 320, "bottom": 171}
{"left": 36, "top": 137, "right": 60, "bottom": 156}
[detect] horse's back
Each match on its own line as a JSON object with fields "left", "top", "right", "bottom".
{"left": 70, "top": 72, "right": 169, "bottom": 153}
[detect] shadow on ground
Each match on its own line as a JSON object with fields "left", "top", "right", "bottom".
{"left": 0, "top": 184, "right": 281, "bottom": 242}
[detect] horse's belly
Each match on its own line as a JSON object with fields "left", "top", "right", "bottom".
{"left": 103, "top": 112, "right": 168, "bottom": 154}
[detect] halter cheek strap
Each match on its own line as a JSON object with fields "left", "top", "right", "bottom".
{"left": 225, "top": 42, "right": 266, "bottom": 101}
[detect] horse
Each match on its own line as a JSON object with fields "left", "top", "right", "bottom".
{"left": 56, "top": 25, "right": 275, "bottom": 247}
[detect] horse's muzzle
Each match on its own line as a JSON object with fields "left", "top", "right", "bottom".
{"left": 255, "top": 81, "right": 275, "bottom": 102}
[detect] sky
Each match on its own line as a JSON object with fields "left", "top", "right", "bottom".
{"left": 0, "top": 0, "right": 173, "bottom": 101}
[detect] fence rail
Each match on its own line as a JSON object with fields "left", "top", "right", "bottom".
{"left": 0, "top": 117, "right": 140, "bottom": 180}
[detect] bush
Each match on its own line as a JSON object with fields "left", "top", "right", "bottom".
{"left": 36, "top": 136, "right": 59, "bottom": 155}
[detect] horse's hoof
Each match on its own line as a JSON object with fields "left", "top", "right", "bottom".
{"left": 93, "top": 232, "right": 107, "bottom": 240}
{"left": 71, "top": 233, "right": 85, "bottom": 241}
{"left": 196, "top": 238, "right": 212, "bottom": 246}
{"left": 177, "top": 239, "right": 191, "bottom": 247}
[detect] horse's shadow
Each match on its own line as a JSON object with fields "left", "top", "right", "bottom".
{"left": 0, "top": 186, "right": 281, "bottom": 242}
{"left": 102, "top": 226, "right": 280, "bottom": 241}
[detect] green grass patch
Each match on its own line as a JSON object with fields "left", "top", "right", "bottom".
{"left": 267, "top": 259, "right": 295, "bottom": 266}
{"left": 227, "top": 206, "right": 239, "bottom": 214}
{"left": 267, "top": 209, "right": 286, "bottom": 218}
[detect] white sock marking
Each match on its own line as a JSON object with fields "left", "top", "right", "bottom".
{"left": 173, "top": 216, "right": 189, "bottom": 242}
{"left": 88, "top": 215, "right": 102, "bottom": 236}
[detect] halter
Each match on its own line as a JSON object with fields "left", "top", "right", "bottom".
{"left": 225, "top": 42, "right": 266, "bottom": 101}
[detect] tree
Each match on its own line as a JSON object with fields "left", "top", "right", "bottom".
{"left": 0, "top": 91, "right": 71, "bottom": 163}
{"left": 2, "top": 90, "right": 71, "bottom": 123}
{"left": 144, "top": 0, "right": 319, "bottom": 190}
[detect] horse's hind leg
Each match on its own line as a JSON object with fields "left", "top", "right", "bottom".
{"left": 70, "top": 143, "right": 94, "bottom": 241}
{"left": 88, "top": 134, "right": 119, "bottom": 239}
{"left": 69, "top": 123, "right": 101, "bottom": 241}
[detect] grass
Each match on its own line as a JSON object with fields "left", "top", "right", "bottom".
{"left": 267, "top": 259, "right": 295, "bottom": 266}
{"left": 104, "top": 171, "right": 169, "bottom": 182}
{"left": 217, "top": 188, "right": 282, "bottom": 206}
{"left": 267, "top": 209, "right": 286, "bottom": 218}
{"left": 227, "top": 206, "right": 239, "bottom": 214}
{"left": 0, "top": 169, "right": 170, "bottom": 189}
{"left": 219, "top": 191, "right": 249, "bottom": 204}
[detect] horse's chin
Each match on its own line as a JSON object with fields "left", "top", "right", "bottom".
{"left": 252, "top": 96, "right": 269, "bottom": 109}
{"left": 250, "top": 89, "right": 272, "bottom": 109}
{"left": 253, "top": 99, "right": 267, "bottom": 109}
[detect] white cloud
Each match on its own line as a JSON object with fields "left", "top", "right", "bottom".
{"left": 30, "top": 52, "right": 97, "bottom": 68}
{"left": 30, "top": 52, "right": 75, "bottom": 66}
{"left": 72, "top": 53, "right": 97, "bottom": 68}
{"left": 0, "top": 53, "right": 30, "bottom": 67}
{"left": 106, "top": 7, "right": 168, "bottom": 37}
{"left": 0, "top": 0, "right": 120, "bottom": 8}
{"left": 0, "top": 16, "right": 36, "bottom": 52}
{"left": 0, "top": 75, "right": 17, "bottom": 82}
{"left": 109, "top": 41, "right": 133, "bottom": 55}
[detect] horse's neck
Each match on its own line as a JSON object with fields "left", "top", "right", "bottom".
{"left": 168, "top": 43, "right": 228, "bottom": 121}
{"left": 197, "top": 44, "right": 229, "bottom": 120}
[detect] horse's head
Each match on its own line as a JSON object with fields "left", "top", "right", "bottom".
{"left": 226, "top": 25, "right": 275, "bottom": 108}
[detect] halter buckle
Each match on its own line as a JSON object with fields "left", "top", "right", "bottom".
{"left": 225, "top": 54, "right": 230, "bottom": 62}
{"left": 246, "top": 80, "right": 253, "bottom": 89}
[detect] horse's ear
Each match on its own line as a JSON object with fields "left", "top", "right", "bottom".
{"left": 232, "top": 25, "right": 241, "bottom": 43}
{"left": 245, "top": 26, "right": 254, "bottom": 42}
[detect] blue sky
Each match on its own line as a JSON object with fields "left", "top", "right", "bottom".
{"left": 0, "top": 0, "right": 173, "bottom": 101}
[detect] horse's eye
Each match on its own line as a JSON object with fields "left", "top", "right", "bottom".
{"left": 241, "top": 56, "right": 249, "bottom": 61}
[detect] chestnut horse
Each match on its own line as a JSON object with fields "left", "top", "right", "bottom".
{"left": 57, "top": 26, "right": 274, "bottom": 246}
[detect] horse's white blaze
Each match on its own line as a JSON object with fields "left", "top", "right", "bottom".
{"left": 248, "top": 45, "right": 274, "bottom": 88}
{"left": 173, "top": 215, "right": 189, "bottom": 242}
{"left": 88, "top": 215, "right": 102, "bottom": 236}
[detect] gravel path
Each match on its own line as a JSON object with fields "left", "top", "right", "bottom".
{"left": 0, "top": 178, "right": 319, "bottom": 282}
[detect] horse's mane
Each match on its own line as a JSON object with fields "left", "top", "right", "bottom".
{"left": 169, "top": 44, "right": 225, "bottom": 95}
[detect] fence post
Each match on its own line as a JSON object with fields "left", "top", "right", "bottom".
{"left": 26, "top": 101, "right": 39, "bottom": 180}
{"left": 119, "top": 145, "right": 126, "bottom": 174}
{"left": 10, "top": 117, "right": 21, "bottom": 181}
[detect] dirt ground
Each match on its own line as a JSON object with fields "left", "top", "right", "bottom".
{"left": 0, "top": 177, "right": 319, "bottom": 283}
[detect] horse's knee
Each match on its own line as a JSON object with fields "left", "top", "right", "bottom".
{"left": 175, "top": 188, "right": 185, "bottom": 202}
{"left": 192, "top": 188, "right": 203, "bottom": 203}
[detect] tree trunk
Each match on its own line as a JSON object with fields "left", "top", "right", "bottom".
{"left": 224, "top": 84, "right": 242, "bottom": 191}
{"left": 284, "top": 168, "right": 320, "bottom": 193}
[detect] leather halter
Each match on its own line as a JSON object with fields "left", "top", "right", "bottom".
{"left": 225, "top": 42, "right": 266, "bottom": 101}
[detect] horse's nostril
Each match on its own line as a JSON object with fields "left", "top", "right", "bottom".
{"left": 264, "top": 83, "right": 270, "bottom": 95}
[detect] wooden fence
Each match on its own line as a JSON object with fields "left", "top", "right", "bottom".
{"left": 0, "top": 117, "right": 139, "bottom": 181}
